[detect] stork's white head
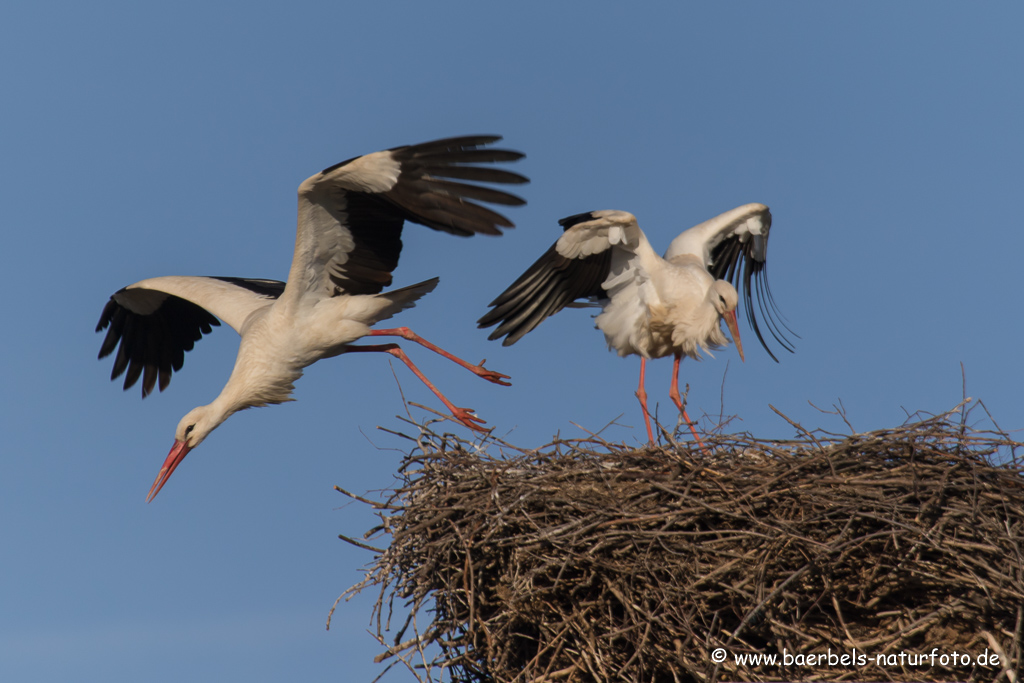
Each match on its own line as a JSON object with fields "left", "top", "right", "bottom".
{"left": 174, "top": 405, "right": 223, "bottom": 449}
{"left": 709, "top": 280, "right": 739, "bottom": 315}
{"left": 709, "top": 280, "right": 744, "bottom": 362}
{"left": 146, "top": 405, "right": 229, "bottom": 502}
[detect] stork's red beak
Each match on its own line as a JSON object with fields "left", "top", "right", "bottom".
{"left": 147, "top": 439, "right": 192, "bottom": 502}
{"left": 724, "top": 310, "right": 745, "bottom": 362}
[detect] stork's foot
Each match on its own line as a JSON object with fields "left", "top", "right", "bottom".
{"left": 450, "top": 406, "right": 490, "bottom": 432}
{"left": 671, "top": 402, "right": 709, "bottom": 455}
{"left": 469, "top": 359, "right": 512, "bottom": 386}
{"left": 635, "top": 394, "right": 656, "bottom": 444}
{"left": 369, "top": 328, "right": 512, "bottom": 386}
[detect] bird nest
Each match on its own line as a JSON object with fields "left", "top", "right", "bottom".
{"left": 333, "top": 402, "right": 1024, "bottom": 682}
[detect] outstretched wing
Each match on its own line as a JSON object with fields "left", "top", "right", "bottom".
{"left": 664, "top": 203, "right": 796, "bottom": 361}
{"left": 478, "top": 210, "right": 641, "bottom": 346}
{"left": 288, "top": 135, "right": 528, "bottom": 300}
{"left": 96, "top": 276, "right": 285, "bottom": 397}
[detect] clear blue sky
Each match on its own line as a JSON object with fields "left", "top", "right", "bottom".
{"left": 2, "top": 2, "right": 1022, "bottom": 681}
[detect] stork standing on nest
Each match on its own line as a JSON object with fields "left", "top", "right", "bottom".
{"left": 478, "top": 204, "right": 794, "bottom": 444}
{"left": 96, "top": 135, "right": 527, "bottom": 500}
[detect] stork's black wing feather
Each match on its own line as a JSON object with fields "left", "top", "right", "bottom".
{"left": 707, "top": 211, "right": 796, "bottom": 361}
{"left": 95, "top": 277, "right": 285, "bottom": 397}
{"left": 478, "top": 214, "right": 612, "bottom": 346}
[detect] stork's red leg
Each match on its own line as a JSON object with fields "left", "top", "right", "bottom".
{"left": 369, "top": 327, "right": 510, "bottom": 386}
{"left": 635, "top": 357, "right": 656, "bottom": 444}
{"left": 345, "top": 343, "right": 488, "bottom": 432}
{"left": 668, "top": 352, "right": 708, "bottom": 452}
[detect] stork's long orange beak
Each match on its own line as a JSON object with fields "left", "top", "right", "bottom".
{"left": 723, "top": 310, "right": 745, "bottom": 362}
{"left": 147, "top": 439, "right": 192, "bottom": 502}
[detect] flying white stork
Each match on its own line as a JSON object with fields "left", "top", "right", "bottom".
{"left": 96, "top": 135, "right": 527, "bottom": 501}
{"left": 478, "top": 204, "right": 794, "bottom": 444}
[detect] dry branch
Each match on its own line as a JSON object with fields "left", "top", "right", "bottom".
{"left": 336, "top": 404, "right": 1024, "bottom": 682}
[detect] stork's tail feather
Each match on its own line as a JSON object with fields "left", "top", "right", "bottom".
{"left": 374, "top": 277, "right": 440, "bottom": 322}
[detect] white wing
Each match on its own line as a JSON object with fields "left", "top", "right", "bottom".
{"left": 285, "top": 135, "right": 527, "bottom": 303}
{"left": 96, "top": 276, "right": 284, "bottom": 396}
{"left": 479, "top": 210, "right": 652, "bottom": 345}
{"left": 664, "top": 203, "right": 795, "bottom": 360}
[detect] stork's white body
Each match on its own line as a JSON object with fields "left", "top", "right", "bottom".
{"left": 96, "top": 135, "right": 527, "bottom": 500}
{"left": 594, "top": 236, "right": 726, "bottom": 362}
{"left": 123, "top": 273, "right": 427, "bottom": 414}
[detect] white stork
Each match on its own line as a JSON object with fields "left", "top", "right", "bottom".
{"left": 478, "top": 204, "right": 794, "bottom": 444}
{"left": 96, "top": 135, "right": 527, "bottom": 501}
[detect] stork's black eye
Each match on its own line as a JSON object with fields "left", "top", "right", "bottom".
{"left": 184, "top": 424, "right": 195, "bottom": 438}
